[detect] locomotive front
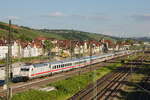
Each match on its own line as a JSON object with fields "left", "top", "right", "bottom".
{"left": 20, "top": 64, "right": 33, "bottom": 81}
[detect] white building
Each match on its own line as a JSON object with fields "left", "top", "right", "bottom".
{"left": 0, "top": 45, "right": 8, "bottom": 59}
{"left": 0, "top": 40, "right": 20, "bottom": 59}
{"left": 21, "top": 42, "right": 40, "bottom": 57}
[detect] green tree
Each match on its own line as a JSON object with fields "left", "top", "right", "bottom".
{"left": 70, "top": 40, "right": 74, "bottom": 59}
{"left": 125, "top": 39, "right": 134, "bottom": 45}
{"left": 43, "top": 40, "right": 54, "bottom": 55}
{"left": 138, "top": 40, "right": 143, "bottom": 44}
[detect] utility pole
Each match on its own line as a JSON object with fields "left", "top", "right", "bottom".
{"left": 83, "top": 41, "right": 85, "bottom": 57}
{"left": 89, "top": 41, "right": 92, "bottom": 72}
{"left": 93, "top": 69, "right": 97, "bottom": 100}
{"left": 78, "top": 43, "right": 81, "bottom": 58}
{"left": 89, "top": 40, "right": 97, "bottom": 100}
{"left": 70, "top": 40, "right": 73, "bottom": 60}
{"left": 4, "top": 20, "right": 12, "bottom": 100}
{"left": 9, "top": 20, "right": 13, "bottom": 80}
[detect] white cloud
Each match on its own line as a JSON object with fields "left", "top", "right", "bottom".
{"left": 102, "top": 31, "right": 114, "bottom": 36}
{"left": 41, "top": 12, "right": 106, "bottom": 21}
{"left": 44, "top": 12, "right": 64, "bottom": 17}
{"left": 71, "top": 14, "right": 106, "bottom": 21}
{"left": 0, "top": 16, "right": 20, "bottom": 20}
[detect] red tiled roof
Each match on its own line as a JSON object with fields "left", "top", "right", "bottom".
{"left": 34, "top": 35, "right": 46, "bottom": 41}
{"left": 35, "top": 42, "right": 42, "bottom": 48}
{"left": 20, "top": 42, "right": 28, "bottom": 48}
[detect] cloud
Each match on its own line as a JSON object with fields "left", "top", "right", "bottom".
{"left": 71, "top": 14, "right": 106, "bottom": 21}
{"left": 0, "top": 16, "right": 20, "bottom": 20}
{"left": 132, "top": 14, "right": 150, "bottom": 21}
{"left": 43, "top": 12, "right": 64, "bottom": 18}
{"left": 102, "top": 31, "right": 115, "bottom": 36}
{"left": 41, "top": 12, "right": 106, "bottom": 21}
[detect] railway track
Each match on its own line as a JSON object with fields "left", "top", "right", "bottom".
{"left": 133, "top": 56, "right": 150, "bottom": 100}
{"left": 95, "top": 68, "right": 129, "bottom": 100}
{"left": 68, "top": 52, "right": 146, "bottom": 100}
{"left": 68, "top": 67, "right": 131, "bottom": 100}
{"left": 0, "top": 52, "right": 136, "bottom": 97}
{"left": 135, "top": 70, "right": 150, "bottom": 100}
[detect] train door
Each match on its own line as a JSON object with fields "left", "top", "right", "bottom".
{"left": 29, "top": 66, "right": 34, "bottom": 78}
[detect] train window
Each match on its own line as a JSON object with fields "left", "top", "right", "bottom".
{"left": 44, "top": 64, "right": 48, "bottom": 66}
{"left": 21, "top": 68, "right": 29, "bottom": 71}
{"left": 61, "top": 65, "right": 63, "bottom": 68}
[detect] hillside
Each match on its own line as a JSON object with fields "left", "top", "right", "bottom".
{"left": 0, "top": 21, "right": 120, "bottom": 41}
{"left": 38, "top": 29, "right": 121, "bottom": 41}
{"left": 133, "top": 37, "right": 150, "bottom": 42}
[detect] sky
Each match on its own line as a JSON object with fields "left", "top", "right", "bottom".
{"left": 0, "top": 0, "right": 150, "bottom": 37}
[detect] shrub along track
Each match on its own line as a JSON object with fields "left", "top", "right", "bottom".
{"left": 68, "top": 52, "right": 146, "bottom": 100}
{"left": 0, "top": 53, "right": 136, "bottom": 97}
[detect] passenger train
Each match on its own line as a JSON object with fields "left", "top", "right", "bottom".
{"left": 19, "top": 50, "right": 133, "bottom": 80}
